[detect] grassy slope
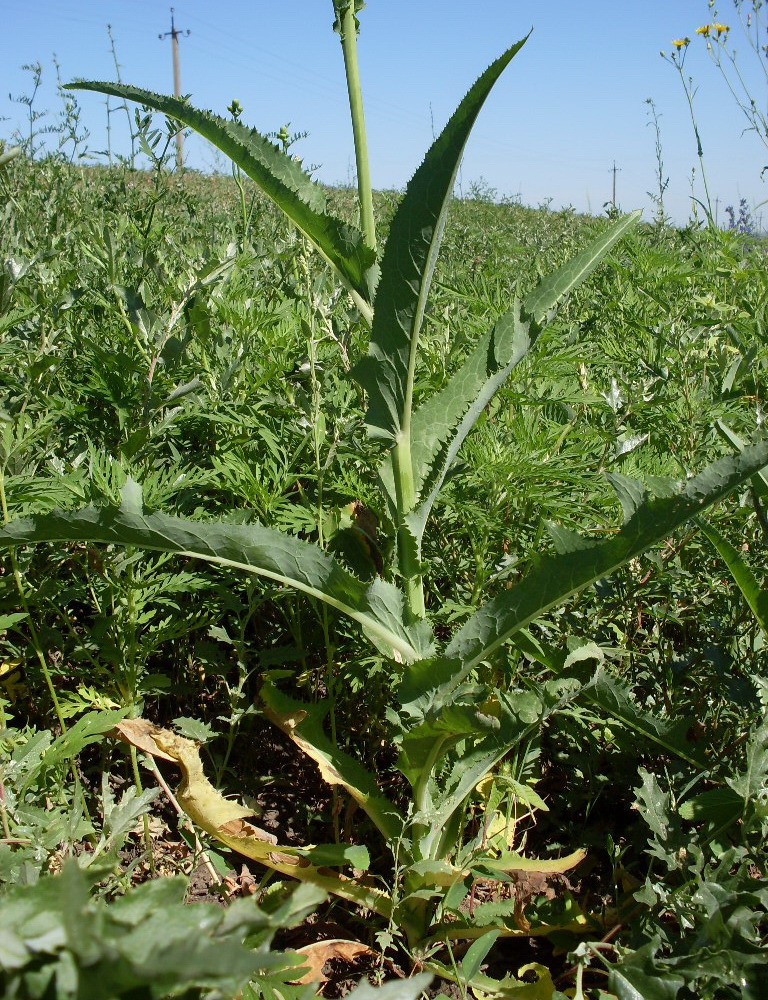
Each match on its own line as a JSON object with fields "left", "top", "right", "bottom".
{"left": 1, "top": 155, "right": 766, "bottom": 994}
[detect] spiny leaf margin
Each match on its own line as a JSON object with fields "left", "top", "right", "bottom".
{"left": 354, "top": 35, "right": 530, "bottom": 442}
{"left": 65, "top": 81, "right": 377, "bottom": 303}
{"left": 446, "top": 441, "right": 768, "bottom": 671}
{"left": 0, "top": 481, "right": 428, "bottom": 663}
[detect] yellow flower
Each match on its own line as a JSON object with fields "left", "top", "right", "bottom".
{"left": 672, "top": 37, "right": 690, "bottom": 48}
{"left": 713, "top": 22, "right": 729, "bottom": 35}
{"left": 696, "top": 24, "right": 711, "bottom": 36}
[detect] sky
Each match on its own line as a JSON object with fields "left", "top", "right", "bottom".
{"left": 3, "top": 1, "right": 766, "bottom": 227}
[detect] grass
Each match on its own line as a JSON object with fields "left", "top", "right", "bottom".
{"left": 0, "top": 145, "right": 766, "bottom": 999}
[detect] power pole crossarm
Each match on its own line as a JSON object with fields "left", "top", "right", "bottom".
{"left": 159, "top": 7, "right": 190, "bottom": 170}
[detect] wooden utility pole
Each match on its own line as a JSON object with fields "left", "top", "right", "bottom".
{"left": 159, "top": 8, "right": 190, "bottom": 169}
{"left": 610, "top": 160, "right": 621, "bottom": 211}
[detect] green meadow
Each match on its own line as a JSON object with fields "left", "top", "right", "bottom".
{"left": 0, "top": 13, "right": 766, "bottom": 999}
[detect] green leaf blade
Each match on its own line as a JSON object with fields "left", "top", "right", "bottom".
{"left": 447, "top": 441, "right": 768, "bottom": 671}
{"left": 0, "top": 482, "right": 424, "bottom": 663}
{"left": 697, "top": 518, "right": 768, "bottom": 632}
{"left": 585, "top": 673, "right": 705, "bottom": 769}
{"left": 377, "top": 212, "right": 642, "bottom": 542}
{"left": 522, "top": 210, "right": 641, "bottom": 325}
{"left": 355, "top": 35, "right": 530, "bottom": 443}
{"left": 65, "top": 81, "right": 376, "bottom": 303}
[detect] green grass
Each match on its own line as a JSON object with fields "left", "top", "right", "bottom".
{"left": 1, "top": 149, "right": 766, "bottom": 998}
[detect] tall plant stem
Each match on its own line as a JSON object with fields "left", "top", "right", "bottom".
{"left": 336, "top": 3, "right": 376, "bottom": 253}
{"left": 392, "top": 439, "right": 425, "bottom": 621}
{"left": 300, "top": 245, "right": 341, "bottom": 840}
{"left": 129, "top": 744, "right": 156, "bottom": 874}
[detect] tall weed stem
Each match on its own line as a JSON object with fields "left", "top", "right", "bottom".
{"left": 336, "top": 2, "right": 376, "bottom": 252}
{"left": 663, "top": 43, "right": 714, "bottom": 222}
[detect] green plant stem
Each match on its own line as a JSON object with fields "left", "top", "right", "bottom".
{"left": 337, "top": 2, "right": 376, "bottom": 253}
{"left": 392, "top": 439, "right": 425, "bottom": 620}
{"left": 411, "top": 732, "right": 449, "bottom": 853}
{"left": 0, "top": 762, "right": 12, "bottom": 841}
{"left": 129, "top": 744, "right": 156, "bottom": 875}
{"left": 232, "top": 162, "right": 249, "bottom": 251}
{"left": 302, "top": 246, "right": 342, "bottom": 842}
{"left": 676, "top": 63, "right": 714, "bottom": 221}
{"left": 350, "top": 288, "right": 373, "bottom": 326}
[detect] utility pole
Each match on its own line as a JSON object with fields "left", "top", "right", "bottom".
{"left": 159, "top": 8, "right": 190, "bottom": 170}
{"left": 610, "top": 160, "right": 622, "bottom": 212}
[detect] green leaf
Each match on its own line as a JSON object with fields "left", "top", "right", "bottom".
{"left": 728, "top": 720, "right": 768, "bottom": 802}
{"left": 0, "top": 480, "right": 428, "bottom": 664}
{"left": 395, "top": 214, "right": 638, "bottom": 532}
{"left": 172, "top": 716, "right": 217, "bottom": 744}
{"left": 634, "top": 769, "right": 674, "bottom": 843}
{"left": 378, "top": 211, "right": 643, "bottom": 544}
{"left": 354, "top": 35, "right": 530, "bottom": 443}
{"left": 64, "top": 81, "right": 377, "bottom": 306}
{"left": 461, "top": 929, "right": 501, "bottom": 982}
{"left": 521, "top": 211, "right": 640, "bottom": 326}
{"left": 413, "top": 692, "right": 547, "bottom": 857}
{"left": 39, "top": 709, "right": 129, "bottom": 774}
{"left": 445, "top": 441, "right": 768, "bottom": 673}
{"left": 396, "top": 302, "right": 535, "bottom": 538}
{"left": 697, "top": 517, "right": 768, "bottom": 632}
{"left": 295, "top": 843, "right": 370, "bottom": 870}
{"left": 716, "top": 420, "right": 768, "bottom": 494}
{"left": 678, "top": 786, "right": 744, "bottom": 827}
{"left": 584, "top": 673, "right": 705, "bottom": 769}
{"left": 100, "top": 785, "right": 161, "bottom": 852}
{"left": 0, "top": 612, "right": 28, "bottom": 629}
{"left": 342, "top": 973, "right": 434, "bottom": 1000}
{"left": 0, "top": 860, "right": 316, "bottom": 997}
{"left": 608, "top": 947, "right": 686, "bottom": 1000}
{"left": 424, "top": 957, "right": 556, "bottom": 998}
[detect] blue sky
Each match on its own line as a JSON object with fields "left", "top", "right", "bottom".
{"left": 3, "top": 1, "right": 764, "bottom": 226}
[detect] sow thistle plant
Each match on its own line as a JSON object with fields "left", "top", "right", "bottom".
{"left": 2, "top": 0, "right": 768, "bottom": 989}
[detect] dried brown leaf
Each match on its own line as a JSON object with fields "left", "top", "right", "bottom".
{"left": 291, "top": 939, "right": 377, "bottom": 985}
{"left": 110, "top": 718, "right": 177, "bottom": 762}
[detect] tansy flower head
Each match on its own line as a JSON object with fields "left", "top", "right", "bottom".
{"left": 672, "top": 37, "right": 690, "bottom": 48}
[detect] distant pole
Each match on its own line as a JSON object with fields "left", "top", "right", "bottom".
{"left": 610, "top": 160, "right": 622, "bottom": 211}
{"left": 159, "top": 8, "right": 190, "bottom": 169}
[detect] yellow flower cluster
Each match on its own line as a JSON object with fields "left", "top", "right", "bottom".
{"left": 696, "top": 22, "right": 730, "bottom": 37}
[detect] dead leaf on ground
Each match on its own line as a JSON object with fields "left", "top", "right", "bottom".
{"left": 290, "top": 939, "right": 377, "bottom": 985}
{"left": 509, "top": 868, "right": 574, "bottom": 933}
{"left": 111, "top": 718, "right": 177, "bottom": 762}
{"left": 223, "top": 864, "right": 259, "bottom": 898}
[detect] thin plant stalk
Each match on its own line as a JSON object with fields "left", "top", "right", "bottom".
{"left": 663, "top": 42, "right": 714, "bottom": 221}
{"left": 301, "top": 246, "right": 342, "bottom": 841}
{"left": 129, "top": 743, "right": 156, "bottom": 874}
{"left": 335, "top": 1, "right": 376, "bottom": 252}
